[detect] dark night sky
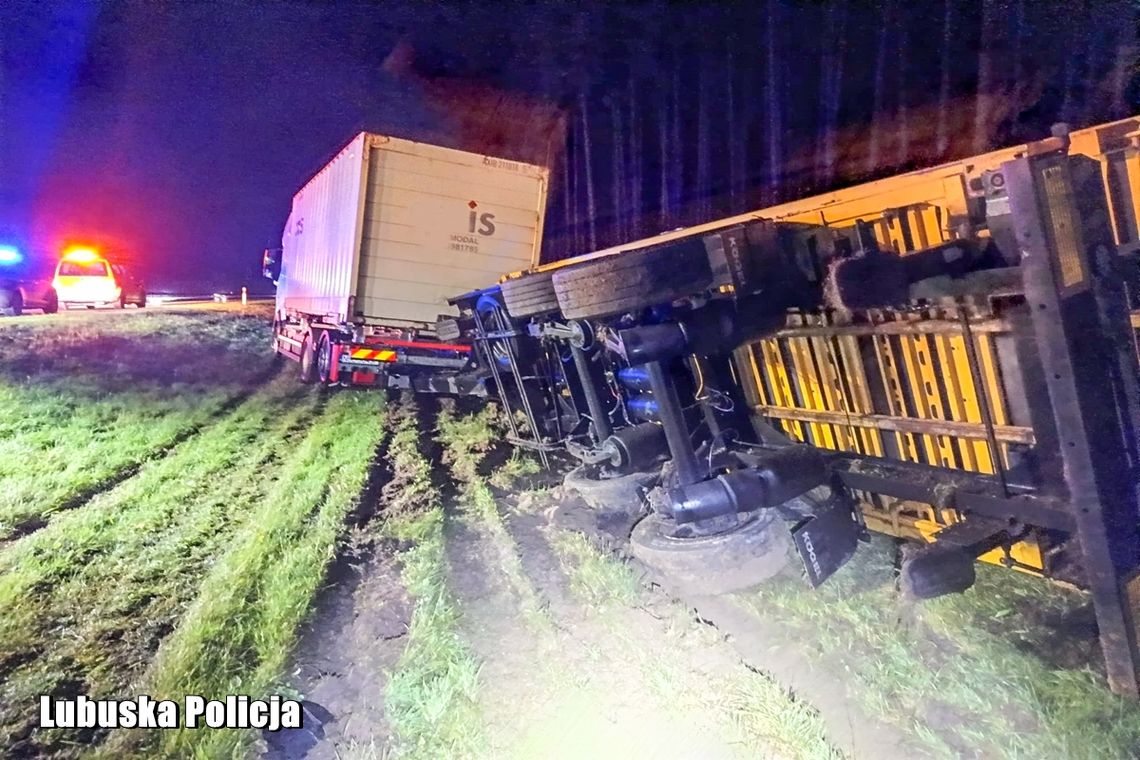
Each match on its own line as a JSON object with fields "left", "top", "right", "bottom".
{"left": 0, "top": 1, "right": 427, "bottom": 288}
{"left": 2, "top": 1, "right": 1137, "bottom": 289}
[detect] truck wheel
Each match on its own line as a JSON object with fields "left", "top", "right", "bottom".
{"left": 551, "top": 240, "right": 713, "bottom": 320}
{"left": 476, "top": 294, "right": 516, "bottom": 369}
{"left": 316, "top": 331, "right": 335, "bottom": 384}
{"left": 563, "top": 465, "right": 658, "bottom": 515}
{"left": 630, "top": 510, "right": 793, "bottom": 595}
{"left": 900, "top": 544, "right": 977, "bottom": 599}
{"left": 500, "top": 271, "right": 559, "bottom": 318}
{"left": 299, "top": 334, "right": 318, "bottom": 384}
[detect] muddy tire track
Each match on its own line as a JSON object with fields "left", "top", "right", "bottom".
{"left": 265, "top": 397, "right": 413, "bottom": 760}
{"left": 546, "top": 493, "right": 920, "bottom": 760}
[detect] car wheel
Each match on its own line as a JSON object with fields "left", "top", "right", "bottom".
{"left": 551, "top": 240, "right": 713, "bottom": 320}
{"left": 299, "top": 334, "right": 318, "bottom": 384}
{"left": 136, "top": 290, "right": 147, "bottom": 308}
{"left": 630, "top": 510, "right": 793, "bottom": 595}
{"left": 43, "top": 290, "right": 59, "bottom": 314}
{"left": 316, "top": 331, "right": 335, "bottom": 384}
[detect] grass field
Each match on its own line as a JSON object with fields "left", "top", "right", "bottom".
{"left": 0, "top": 308, "right": 386, "bottom": 757}
{"left": 0, "top": 308, "right": 276, "bottom": 539}
{"left": 733, "top": 537, "right": 1140, "bottom": 758}
{"left": 4, "top": 306, "right": 1140, "bottom": 759}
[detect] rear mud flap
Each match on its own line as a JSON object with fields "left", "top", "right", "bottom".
{"left": 791, "top": 494, "right": 862, "bottom": 587}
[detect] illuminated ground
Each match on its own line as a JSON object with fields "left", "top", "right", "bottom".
{"left": 0, "top": 306, "right": 1138, "bottom": 759}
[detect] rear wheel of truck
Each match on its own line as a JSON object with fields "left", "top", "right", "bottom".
{"left": 316, "top": 331, "right": 335, "bottom": 384}
{"left": 299, "top": 333, "right": 318, "bottom": 384}
{"left": 476, "top": 294, "right": 517, "bottom": 369}
{"left": 500, "top": 271, "right": 559, "bottom": 318}
{"left": 630, "top": 510, "right": 793, "bottom": 595}
{"left": 551, "top": 240, "right": 713, "bottom": 320}
{"left": 563, "top": 465, "right": 658, "bottom": 516}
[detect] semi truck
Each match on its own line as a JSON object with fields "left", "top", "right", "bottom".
{"left": 269, "top": 115, "right": 1140, "bottom": 698}
{"left": 265, "top": 132, "right": 548, "bottom": 394}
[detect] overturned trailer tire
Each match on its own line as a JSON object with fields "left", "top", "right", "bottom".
{"left": 551, "top": 241, "right": 713, "bottom": 320}
{"left": 500, "top": 271, "right": 560, "bottom": 318}
{"left": 563, "top": 465, "right": 658, "bottom": 515}
{"left": 631, "top": 510, "right": 793, "bottom": 596}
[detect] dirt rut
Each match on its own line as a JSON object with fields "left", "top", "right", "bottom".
{"left": 264, "top": 404, "right": 411, "bottom": 759}
{"left": 442, "top": 470, "right": 798, "bottom": 758}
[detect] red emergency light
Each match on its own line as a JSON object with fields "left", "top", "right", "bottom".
{"left": 62, "top": 246, "right": 100, "bottom": 263}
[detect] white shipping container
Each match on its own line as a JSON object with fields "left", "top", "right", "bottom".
{"left": 277, "top": 133, "right": 548, "bottom": 327}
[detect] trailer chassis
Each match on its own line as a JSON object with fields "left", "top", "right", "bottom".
{"left": 461, "top": 142, "right": 1140, "bottom": 697}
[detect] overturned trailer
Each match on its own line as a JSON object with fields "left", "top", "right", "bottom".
{"left": 443, "top": 117, "right": 1140, "bottom": 698}
{"left": 272, "top": 116, "right": 1140, "bottom": 697}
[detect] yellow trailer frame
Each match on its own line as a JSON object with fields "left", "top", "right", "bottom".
{"left": 519, "top": 115, "right": 1140, "bottom": 577}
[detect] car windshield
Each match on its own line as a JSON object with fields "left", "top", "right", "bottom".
{"left": 58, "top": 260, "right": 109, "bottom": 277}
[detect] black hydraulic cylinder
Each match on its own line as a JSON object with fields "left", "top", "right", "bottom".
{"left": 602, "top": 422, "right": 669, "bottom": 471}
{"left": 645, "top": 360, "right": 703, "bottom": 486}
{"left": 571, "top": 344, "right": 611, "bottom": 443}
{"left": 668, "top": 445, "right": 827, "bottom": 523}
{"left": 620, "top": 323, "right": 689, "bottom": 364}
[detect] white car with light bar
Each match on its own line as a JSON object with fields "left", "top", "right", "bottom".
{"left": 53, "top": 248, "right": 147, "bottom": 309}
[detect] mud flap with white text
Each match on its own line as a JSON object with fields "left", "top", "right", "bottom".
{"left": 791, "top": 497, "right": 861, "bottom": 587}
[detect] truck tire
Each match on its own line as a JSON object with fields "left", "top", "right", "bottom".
{"left": 631, "top": 510, "right": 793, "bottom": 595}
{"left": 500, "top": 271, "right": 559, "bottom": 318}
{"left": 563, "top": 465, "right": 658, "bottom": 515}
{"left": 900, "top": 544, "right": 977, "bottom": 599}
{"left": 316, "top": 331, "right": 335, "bottom": 384}
{"left": 551, "top": 241, "right": 713, "bottom": 320}
{"left": 299, "top": 333, "right": 318, "bottom": 384}
{"left": 475, "top": 293, "right": 516, "bottom": 369}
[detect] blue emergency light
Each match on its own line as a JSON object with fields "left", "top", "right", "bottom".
{"left": 0, "top": 245, "right": 23, "bottom": 265}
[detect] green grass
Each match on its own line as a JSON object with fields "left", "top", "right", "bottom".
{"left": 638, "top": 645, "right": 843, "bottom": 760}
{"left": 0, "top": 370, "right": 319, "bottom": 754}
{"left": 0, "top": 309, "right": 275, "bottom": 537}
{"left": 550, "top": 530, "right": 641, "bottom": 609}
{"left": 382, "top": 396, "right": 485, "bottom": 759}
{"left": 438, "top": 407, "right": 551, "bottom": 634}
{"left": 0, "top": 307, "right": 387, "bottom": 758}
{"left": 550, "top": 521, "right": 842, "bottom": 759}
{"left": 435, "top": 402, "right": 500, "bottom": 483}
{"left": 739, "top": 534, "right": 1140, "bottom": 758}
{"left": 488, "top": 452, "right": 541, "bottom": 491}
{"left": 108, "top": 388, "right": 386, "bottom": 757}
